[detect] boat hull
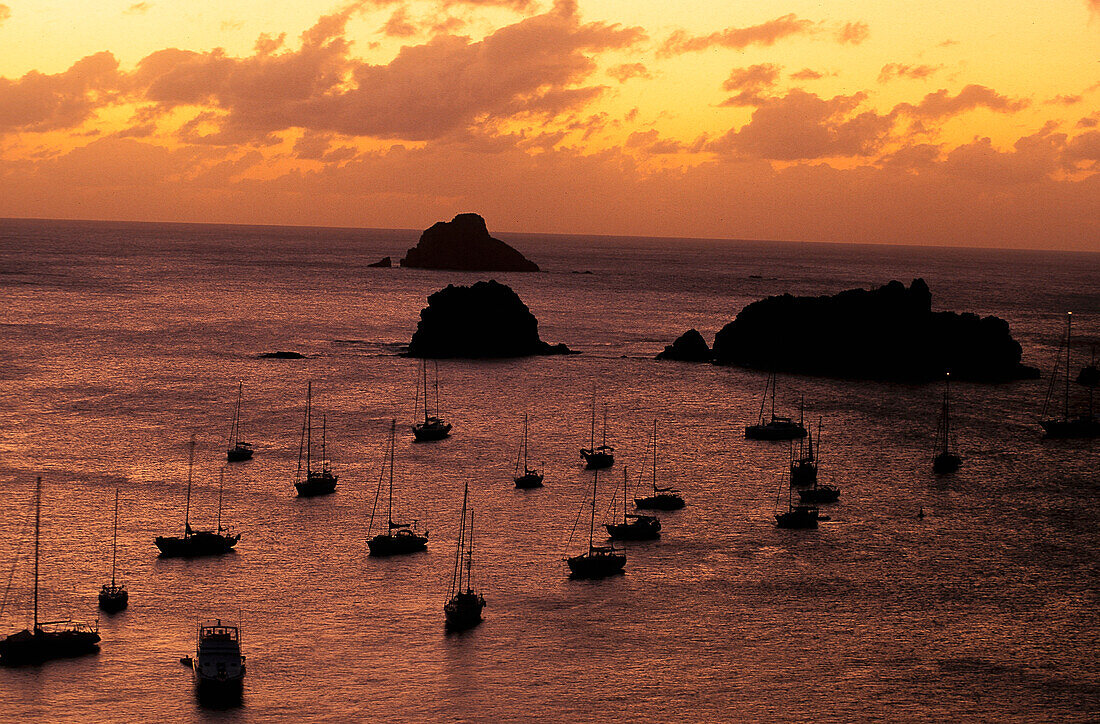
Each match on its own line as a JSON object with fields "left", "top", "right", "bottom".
{"left": 932, "top": 452, "right": 962, "bottom": 474}
{"left": 745, "top": 423, "right": 807, "bottom": 440}
{"left": 155, "top": 532, "right": 239, "bottom": 558}
{"left": 775, "top": 506, "right": 819, "bottom": 529}
{"left": 226, "top": 445, "right": 253, "bottom": 462}
{"left": 567, "top": 551, "right": 626, "bottom": 579}
{"left": 368, "top": 531, "right": 428, "bottom": 557}
{"left": 635, "top": 493, "right": 685, "bottom": 510}
{"left": 514, "top": 473, "right": 544, "bottom": 489}
{"left": 444, "top": 593, "right": 486, "bottom": 631}
{"left": 98, "top": 585, "right": 129, "bottom": 613}
{"left": 1040, "top": 417, "right": 1100, "bottom": 439}
{"left": 0, "top": 628, "right": 100, "bottom": 665}
{"left": 413, "top": 422, "right": 451, "bottom": 441}
{"left": 798, "top": 485, "right": 840, "bottom": 504}
{"left": 295, "top": 472, "right": 338, "bottom": 497}
{"left": 605, "top": 517, "right": 661, "bottom": 540}
{"left": 580, "top": 450, "right": 614, "bottom": 469}
{"left": 790, "top": 461, "right": 817, "bottom": 485}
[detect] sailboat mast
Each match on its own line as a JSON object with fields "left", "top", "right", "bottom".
{"left": 623, "top": 467, "right": 628, "bottom": 523}
{"left": 321, "top": 415, "right": 327, "bottom": 470}
{"left": 944, "top": 372, "right": 952, "bottom": 451}
{"left": 466, "top": 511, "right": 474, "bottom": 593}
{"left": 1065, "top": 312, "right": 1072, "bottom": 421}
{"left": 388, "top": 420, "right": 395, "bottom": 526}
{"left": 523, "top": 413, "right": 529, "bottom": 468}
{"left": 602, "top": 407, "right": 608, "bottom": 447}
{"left": 423, "top": 363, "right": 430, "bottom": 423}
{"left": 589, "top": 391, "right": 596, "bottom": 449}
{"left": 33, "top": 476, "right": 40, "bottom": 630}
{"left": 233, "top": 381, "right": 243, "bottom": 446}
{"left": 588, "top": 470, "right": 598, "bottom": 552}
{"left": 111, "top": 488, "right": 119, "bottom": 586}
{"left": 434, "top": 362, "right": 442, "bottom": 419}
{"left": 771, "top": 373, "right": 777, "bottom": 419}
{"left": 652, "top": 418, "right": 658, "bottom": 492}
{"left": 451, "top": 480, "right": 467, "bottom": 596}
{"left": 184, "top": 435, "right": 195, "bottom": 536}
{"left": 306, "top": 382, "right": 313, "bottom": 474}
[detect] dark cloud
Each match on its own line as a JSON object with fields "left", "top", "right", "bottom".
{"left": 790, "top": 68, "right": 825, "bottom": 81}
{"left": 835, "top": 21, "right": 869, "bottom": 45}
{"left": 0, "top": 52, "right": 123, "bottom": 131}
{"left": 719, "top": 64, "right": 781, "bottom": 106}
{"left": 607, "top": 63, "right": 651, "bottom": 84}
{"left": 893, "top": 84, "right": 1028, "bottom": 120}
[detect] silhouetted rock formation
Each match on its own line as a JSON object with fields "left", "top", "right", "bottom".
{"left": 368, "top": 256, "right": 392, "bottom": 268}
{"left": 258, "top": 351, "right": 305, "bottom": 359}
{"left": 408, "top": 280, "right": 572, "bottom": 358}
{"left": 401, "top": 214, "right": 539, "bottom": 272}
{"left": 711, "top": 279, "right": 1038, "bottom": 382}
{"left": 656, "top": 329, "right": 712, "bottom": 362}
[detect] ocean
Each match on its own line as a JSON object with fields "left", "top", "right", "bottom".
{"left": 0, "top": 218, "right": 1097, "bottom": 722}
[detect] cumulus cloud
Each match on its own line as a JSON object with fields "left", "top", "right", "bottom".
{"left": 126, "top": 0, "right": 643, "bottom": 142}
{"left": 719, "top": 64, "right": 781, "bottom": 106}
{"left": 878, "top": 63, "right": 940, "bottom": 83}
{"left": 382, "top": 7, "right": 417, "bottom": 37}
{"left": 661, "top": 14, "right": 814, "bottom": 55}
{"left": 711, "top": 89, "right": 894, "bottom": 160}
{"left": 894, "top": 84, "right": 1028, "bottom": 120}
{"left": 607, "top": 63, "right": 651, "bottom": 83}
{"left": 835, "top": 21, "right": 869, "bottom": 45}
{"left": 0, "top": 52, "right": 123, "bottom": 131}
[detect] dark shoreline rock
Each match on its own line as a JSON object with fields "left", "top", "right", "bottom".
{"left": 656, "top": 329, "right": 712, "bottom": 362}
{"left": 401, "top": 213, "right": 539, "bottom": 272}
{"left": 710, "top": 279, "right": 1038, "bottom": 383}
{"left": 407, "top": 280, "right": 573, "bottom": 358}
{"left": 367, "top": 256, "right": 392, "bottom": 268}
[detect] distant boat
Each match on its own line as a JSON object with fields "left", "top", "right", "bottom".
{"left": 567, "top": 469, "right": 626, "bottom": 579}
{"left": 0, "top": 477, "right": 101, "bottom": 665}
{"left": 367, "top": 420, "right": 429, "bottom": 556}
{"left": 605, "top": 467, "right": 660, "bottom": 540}
{"left": 746, "top": 373, "right": 807, "bottom": 440}
{"left": 98, "top": 488, "right": 129, "bottom": 613}
{"left": 775, "top": 465, "right": 819, "bottom": 529}
{"left": 444, "top": 480, "right": 485, "bottom": 631}
{"left": 412, "top": 361, "right": 452, "bottom": 442}
{"left": 1040, "top": 312, "right": 1100, "bottom": 439}
{"left": 192, "top": 618, "right": 246, "bottom": 700}
{"left": 580, "top": 392, "right": 614, "bottom": 469}
{"left": 294, "top": 381, "right": 338, "bottom": 497}
{"left": 789, "top": 401, "right": 817, "bottom": 484}
{"left": 226, "top": 381, "right": 253, "bottom": 462}
{"left": 513, "top": 413, "right": 544, "bottom": 489}
{"left": 155, "top": 438, "right": 240, "bottom": 557}
{"left": 798, "top": 419, "right": 840, "bottom": 504}
{"left": 932, "top": 373, "right": 962, "bottom": 473}
{"left": 634, "top": 419, "right": 685, "bottom": 510}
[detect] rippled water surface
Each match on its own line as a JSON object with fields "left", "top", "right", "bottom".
{"left": 0, "top": 219, "right": 1097, "bottom": 722}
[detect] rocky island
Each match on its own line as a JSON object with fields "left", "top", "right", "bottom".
{"left": 665, "top": 279, "right": 1036, "bottom": 382}
{"left": 656, "top": 329, "right": 712, "bottom": 362}
{"left": 401, "top": 213, "right": 539, "bottom": 272}
{"left": 407, "top": 280, "right": 572, "bottom": 358}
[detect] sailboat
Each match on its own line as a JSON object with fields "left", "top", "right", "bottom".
{"left": 155, "top": 439, "right": 240, "bottom": 557}
{"left": 367, "top": 420, "right": 429, "bottom": 556}
{"left": 1040, "top": 312, "right": 1100, "bottom": 439}
{"left": 0, "top": 477, "right": 101, "bottom": 665}
{"left": 789, "top": 404, "right": 817, "bottom": 484}
{"left": 579, "top": 394, "right": 614, "bottom": 469}
{"left": 294, "top": 381, "right": 338, "bottom": 497}
{"left": 932, "top": 373, "right": 962, "bottom": 473}
{"left": 745, "top": 374, "right": 807, "bottom": 440}
{"left": 412, "top": 361, "right": 452, "bottom": 442}
{"left": 98, "top": 488, "right": 128, "bottom": 613}
{"left": 605, "top": 467, "right": 660, "bottom": 540}
{"left": 634, "top": 419, "right": 685, "bottom": 510}
{"left": 798, "top": 419, "right": 840, "bottom": 503}
{"left": 775, "top": 465, "right": 819, "bottom": 529}
{"left": 226, "top": 381, "right": 253, "bottom": 462}
{"left": 566, "top": 469, "right": 626, "bottom": 579}
{"left": 444, "top": 480, "right": 485, "bottom": 631}
{"left": 513, "top": 413, "right": 544, "bottom": 489}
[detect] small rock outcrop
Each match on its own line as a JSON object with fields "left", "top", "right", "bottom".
{"left": 258, "top": 351, "right": 305, "bottom": 359}
{"left": 711, "top": 279, "right": 1038, "bottom": 382}
{"left": 656, "top": 329, "right": 712, "bottom": 362}
{"left": 407, "top": 280, "right": 572, "bottom": 358}
{"left": 401, "top": 214, "right": 539, "bottom": 272}
{"left": 368, "top": 256, "right": 392, "bottom": 268}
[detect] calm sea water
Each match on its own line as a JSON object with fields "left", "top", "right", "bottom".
{"left": 0, "top": 218, "right": 1097, "bottom": 722}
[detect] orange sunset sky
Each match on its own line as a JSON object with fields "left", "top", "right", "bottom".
{"left": 0, "top": 0, "right": 1097, "bottom": 250}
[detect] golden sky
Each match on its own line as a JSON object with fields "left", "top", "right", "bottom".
{"left": 0, "top": 0, "right": 1097, "bottom": 249}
